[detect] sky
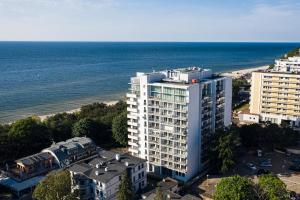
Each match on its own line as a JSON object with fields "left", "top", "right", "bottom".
{"left": 0, "top": 0, "right": 299, "bottom": 42}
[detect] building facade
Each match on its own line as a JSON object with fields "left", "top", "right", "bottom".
{"left": 69, "top": 151, "right": 147, "bottom": 200}
{"left": 250, "top": 71, "right": 300, "bottom": 126}
{"left": 42, "top": 137, "right": 97, "bottom": 167}
{"left": 0, "top": 137, "right": 97, "bottom": 198}
{"left": 274, "top": 54, "right": 300, "bottom": 72}
{"left": 127, "top": 67, "right": 232, "bottom": 182}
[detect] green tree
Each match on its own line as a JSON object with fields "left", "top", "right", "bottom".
{"left": 0, "top": 124, "right": 12, "bottom": 163}
{"left": 208, "top": 127, "right": 240, "bottom": 174}
{"left": 79, "top": 101, "right": 126, "bottom": 124}
{"left": 258, "top": 174, "right": 289, "bottom": 200}
{"left": 117, "top": 171, "right": 134, "bottom": 200}
{"left": 9, "top": 117, "right": 51, "bottom": 158}
{"left": 45, "top": 113, "right": 77, "bottom": 142}
{"left": 112, "top": 111, "right": 128, "bottom": 146}
{"left": 214, "top": 175, "right": 256, "bottom": 200}
{"left": 154, "top": 187, "right": 165, "bottom": 200}
{"left": 239, "top": 123, "right": 297, "bottom": 149}
{"left": 217, "top": 133, "right": 237, "bottom": 173}
{"left": 281, "top": 47, "right": 300, "bottom": 58}
{"left": 33, "top": 170, "right": 77, "bottom": 200}
{"left": 232, "top": 77, "right": 248, "bottom": 105}
{"left": 72, "top": 118, "right": 98, "bottom": 137}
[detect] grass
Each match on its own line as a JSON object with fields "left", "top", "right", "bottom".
{"left": 233, "top": 101, "right": 250, "bottom": 112}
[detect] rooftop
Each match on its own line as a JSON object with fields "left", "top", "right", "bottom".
{"left": 43, "top": 137, "right": 96, "bottom": 166}
{"left": 68, "top": 151, "right": 145, "bottom": 183}
{"left": 16, "top": 152, "right": 53, "bottom": 166}
{"left": 157, "top": 177, "right": 179, "bottom": 191}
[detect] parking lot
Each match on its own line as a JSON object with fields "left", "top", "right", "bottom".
{"left": 194, "top": 151, "right": 300, "bottom": 198}
{"left": 237, "top": 150, "right": 300, "bottom": 193}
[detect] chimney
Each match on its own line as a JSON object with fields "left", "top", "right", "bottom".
{"left": 95, "top": 171, "right": 99, "bottom": 176}
{"left": 105, "top": 167, "right": 108, "bottom": 172}
{"left": 115, "top": 154, "right": 120, "bottom": 161}
{"left": 125, "top": 162, "right": 129, "bottom": 167}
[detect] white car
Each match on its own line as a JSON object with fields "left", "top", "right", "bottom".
{"left": 260, "top": 161, "right": 272, "bottom": 167}
{"left": 246, "top": 163, "right": 257, "bottom": 170}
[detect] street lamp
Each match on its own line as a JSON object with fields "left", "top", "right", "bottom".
{"left": 207, "top": 174, "right": 209, "bottom": 187}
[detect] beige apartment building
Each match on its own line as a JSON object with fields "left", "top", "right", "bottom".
{"left": 250, "top": 71, "right": 300, "bottom": 126}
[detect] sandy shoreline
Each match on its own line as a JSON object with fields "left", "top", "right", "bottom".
{"left": 12, "top": 65, "right": 269, "bottom": 123}
{"left": 38, "top": 100, "right": 119, "bottom": 121}
{"left": 219, "top": 65, "right": 269, "bottom": 79}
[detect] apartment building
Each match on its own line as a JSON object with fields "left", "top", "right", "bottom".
{"left": 127, "top": 67, "right": 232, "bottom": 182}
{"left": 274, "top": 53, "right": 300, "bottom": 72}
{"left": 69, "top": 150, "right": 147, "bottom": 200}
{"left": 250, "top": 71, "right": 300, "bottom": 126}
{"left": 0, "top": 137, "right": 97, "bottom": 198}
{"left": 42, "top": 137, "right": 97, "bottom": 167}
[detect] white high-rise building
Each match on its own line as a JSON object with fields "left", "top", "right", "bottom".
{"left": 274, "top": 50, "right": 300, "bottom": 72}
{"left": 126, "top": 67, "right": 232, "bottom": 182}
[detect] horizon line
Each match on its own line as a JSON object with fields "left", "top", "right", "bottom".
{"left": 0, "top": 40, "right": 300, "bottom": 43}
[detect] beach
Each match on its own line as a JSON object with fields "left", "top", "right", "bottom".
{"left": 220, "top": 65, "right": 269, "bottom": 79}
{"left": 38, "top": 100, "right": 119, "bottom": 122}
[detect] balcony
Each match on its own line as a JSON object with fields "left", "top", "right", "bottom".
{"left": 127, "top": 113, "right": 138, "bottom": 119}
{"left": 128, "top": 141, "right": 138, "bottom": 147}
{"left": 128, "top": 121, "right": 138, "bottom": 126}
{"left": 127, "top": 107, "right": 138, "bottom": 113}
{"left": 128, "top": 147, "right": 139, "bottom": 154}
{"left": 126, "top": 93, "right": 137, "bottom": 98}
{"left": 128, "top": 127, "right": 138, "bottom": 134}
{"left": 128, "top": 133, "right": 138, "bottom": 140}
{"left": 126, "top": 100, "right": 137, "bottom": 106}
{"left": 5, "top": 163, "right": 58, "bottom": 182}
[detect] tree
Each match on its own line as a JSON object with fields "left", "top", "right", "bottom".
{"left": 218, "top": 133, "right": 237, "bottom": 173}
{"left": 214, "top": 175, "right": 256, "bottom": 200}
{"left": 78, "top": 101, "right": 126, "bottom": 124}
{"left": 72, "top": 118, "right": 98, "bottom": 137}
{"left": 239, "top": 123, "right": 297, "bottom": 149}
{"left": 44, "top": 113, "right": 77, "bottom": 142}
{"left": 117, "top": 171, "right": 134, "bottom": 200}
{"left": 33, "top": 170, "right": 77, "bottom": 200}
{"left": 154, "top": 187, "right": 165, "bottom": 200}
{"left": 209, "top": 128, "right": 239, "bottom": 174}
{"left": 0, "top": 124, "right": 12, "bottom": 163}
{"left": 8, "top": 117, "right": 51, "bottom": 158}
{"left": 232, "top": 77, "right": 248, "bottom": 105}
{"left": 258, "top": 174, "right": 289, "bottom": 200}
{"left": 112, "top": 111, "right": 128, "bottom": 146}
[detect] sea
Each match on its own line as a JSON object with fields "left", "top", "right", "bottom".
{"left": 0, "top": 42, "right": 299, "bottom": 123}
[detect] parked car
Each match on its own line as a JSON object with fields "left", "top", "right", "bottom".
{"left": 260, "top": 162, "right": 272, "bottom": 167}
{"left": 246, "top": 163, "right": 257, "bottom": 171}
{"left": 260, "top": 159, "right": 272, "bottom": 167}
{"left": 257, "top": 169, "right": 270, "bottom": 176}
